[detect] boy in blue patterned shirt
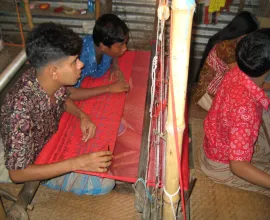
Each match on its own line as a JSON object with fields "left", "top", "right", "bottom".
{"left": 68, "top": 14, "right": 130, "bottom": 100}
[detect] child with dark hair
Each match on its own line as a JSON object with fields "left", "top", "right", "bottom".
{"left": 0, "top": 22, "right": 115, "bottom": 195}
{"left": 43, "top": 15, "right": 131, "bottom": 195}
{"left": 193, "top": 11, "right": 259, "bottom": 111}
{"left": 67, "top": 13, "right": 130, "bottom": 101}
{"left": 200, "top": 29, "right": 270, "bottom": 196}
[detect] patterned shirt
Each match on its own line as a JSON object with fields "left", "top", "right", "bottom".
{"left": 0, "top": 68, "right": 69, "bottom": 170}
{"left": 203, "top": 66, "right": 270, "bottom": 164}
{"left": 74, "top": 35, "right": 112, "bottom": 87}
{"left": 194, "top": 38, "right": 239, "bottom": 103}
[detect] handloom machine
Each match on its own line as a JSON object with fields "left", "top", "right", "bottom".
{"left": 0, "top": 0, "right": 196, "bottom": 219}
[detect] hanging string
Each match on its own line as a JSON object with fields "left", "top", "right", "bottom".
{"left": 144, "top": 1, "right": 170, "bottom": 215}
{"left": 145, "top": 0, "right": 163, "bottom": 186}
{"left": 163, "top": 187, "right": 180, "bottom": 220}
{"left": 133, "top": 178, "right": 153, "bottom": 203}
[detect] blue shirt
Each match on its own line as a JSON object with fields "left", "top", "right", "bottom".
{"left": 75, "top": 35, "right": 112, "bottom": 87}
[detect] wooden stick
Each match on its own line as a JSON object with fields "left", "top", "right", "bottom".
{"left": 3, "top": 43, "right": 24, "bottom": 48}
{"left": 99, "top": 0, "right": 112, "bottom": 16}
{"left": 152, "top": 0, "right": 160, "bottom": 39}
{"left": 15, "top": 1, "right": 25, "bottom": 47}
{"left": 23, "top": 0, "right": 34, "bottom": 30}
{"left": 238, "top": 0, "right": 246, "bottom": 12}
{"left": 163, "top": 1, "right": 195, "bottom": 219}
{"left": 95, "top": 0, "right": 100, "bottom": 20}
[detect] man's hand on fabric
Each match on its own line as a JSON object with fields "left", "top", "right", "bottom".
{"left": 80, "top": 114, "right": 96, "bottom": 142}
{"left": 110, "top": 68, "right": 124, "bottom": 82}
{"left": 72, "top": 151, "right": 113, "bottom": 173}
{"left": 109, "top": 80, "right": 130, "bottom": 93}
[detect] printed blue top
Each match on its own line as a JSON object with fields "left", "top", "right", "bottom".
{"left": 75, "top": 35, "right": 112, "bottom": 87}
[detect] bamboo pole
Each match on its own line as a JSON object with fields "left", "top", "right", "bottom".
{"left": 163, "top": 1, "right": 195, "bottom": 219}
{"left": 95, "top": 0, "right": 101, "bottom": 20}
{"left": 99, "top": 0, "right": 112, "bottom": 16}
{"left": 23, "top": 0, "right": 34, "bottom": 30}
{"left": 15, "top": 0, "right": 25, "bottom": 47}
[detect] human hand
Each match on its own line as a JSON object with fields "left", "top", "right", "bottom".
{"left": 72, "top": 151, "right": 113, "bottom": 172}
{"left": 80, "top": 114, "right": 96, "bottom": 142}
{"left": 108, "top": 80, "right": 130, "bottom": 93}
{"left": 110, "top": 68, "right": 124, "bottom": 82}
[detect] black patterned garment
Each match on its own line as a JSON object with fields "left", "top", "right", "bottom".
{"left": 0, "top": 68, "right": 69, "bottom": 170}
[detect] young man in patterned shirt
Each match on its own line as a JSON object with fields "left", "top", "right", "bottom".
{"left": 0, "top": 23, "right": 113, "bottom": 185}
{"left": 200, "top": 29, "right": 270, "bottom": 196}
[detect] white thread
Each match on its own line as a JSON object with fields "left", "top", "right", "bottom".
{"left": 145, "top": 1, "right": 170, "bottom": 211}
{"left": 163, "top": 187, "right": 181, "bottom": 220}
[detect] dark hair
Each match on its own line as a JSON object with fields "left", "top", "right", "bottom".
{"left": 93, "top": 13, "right": 129, "bottom": 47}
{"left": 236, "top": 28, "right": 270, "bottom": 77}
{"left": 195, "top": 11, "right": 259, "bottom": 82}
{"left": 26, "top": 22, "right": 82, "bottom": 69}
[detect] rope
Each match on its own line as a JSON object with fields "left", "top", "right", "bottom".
{"left": 145, "top": 4, "right": 162, "bottom": 185}
{"left": 133, "top": 178, "right": 153, "bottom": 203}
{"left": 144, "top": 0, "right": 170, "bottom": 214}
{"left": 163, "top": 187, "right": 180, "bottom": 220}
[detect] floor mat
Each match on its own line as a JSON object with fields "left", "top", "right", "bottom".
{"left": 190, "top": 118, "right": 270, "bottom": 220}
{"left": 1, "top": 183, "right": 140, "bottom": 220}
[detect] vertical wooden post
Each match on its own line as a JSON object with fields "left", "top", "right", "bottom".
{"left": 99, "top": 0, "right": 112, "bottom": 18}
{"left": 23, "top": 0, "right": 34, "bottom": 30}
{"left": 163, "top": 0, "right": 195, "bottom": 219}
{"left": 238, "top": 0, "right": 246, "bottom": 12}
{"left": 15, "top": 0, "right": 25, "bottom": 46}
{"left": 152, "top": 0, "right": 161, "bottom": 39}
{"left": 95, "top": 0, "right": 101, "bottom": 20}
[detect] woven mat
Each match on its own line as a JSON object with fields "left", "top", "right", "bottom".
{"left": 1, "top": 183, "right": 140, "bottom": 220}
{"left": 190, "top": 118, "right": 270, "bottom": 220}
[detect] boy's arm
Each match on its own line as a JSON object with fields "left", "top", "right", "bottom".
{"left": 3, "top": 101, "right": 111, "bottom": 183}
{"left": 68, "top": 81, "right": 129, "bottom": 101}
{"left": 9, "top": 151, "right": 113, "bottom": 183}
{"left": 112, "top": 57, "right": 119, "bottom": 70}
{"left": 65, "top": 98, "right": 95, "bottom": 141}
{"left": 228, "top": 112, "right": 270, "bottom": 189}
{"left": 110, "top": 57, "right": 124, "bottom": 81}
{"left": 230, "top": 160, "right": 270, "bottom": 188}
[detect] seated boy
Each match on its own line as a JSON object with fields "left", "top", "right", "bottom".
{"left": 68, "top": 13, "right": 130, "bottom": 101}
{"left": 43, "top": 15, "right": 132, "bottom": 194}
{"left": 0, "top": 23, "right": 114, "bottom": 194}
{"left": 200, "top": 29, "right": 270, "bottom": 196}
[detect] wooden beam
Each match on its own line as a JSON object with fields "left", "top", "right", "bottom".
{"left": 152, "top": 0, "right": 159, "bottom": 39}
{"left": 99, "top": 0, "right": 112, "bottom": 18}
{"left": 238, "top": 0, "right": 246, "bottom": 12}
{"left": 163, "top": 1, "right": 195, "bottom": 219}
{"left": 95, "top": 0, "right": 101, "bottom": 20}
{"left": 23, "top": 0, "right": 34, "bottom": 30}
